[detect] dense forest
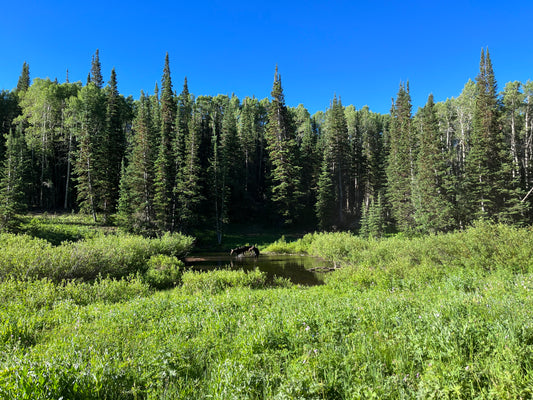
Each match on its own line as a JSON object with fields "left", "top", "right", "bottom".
{"left": 1, "top": 48, "right": 533, "bottom": 238}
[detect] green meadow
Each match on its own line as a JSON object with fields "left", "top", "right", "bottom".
{"left": 1, "top": 217, "right": 533, "bottom": 399}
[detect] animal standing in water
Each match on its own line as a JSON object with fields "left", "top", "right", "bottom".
{"left": 230, "top": 245, "right": 260, "bottom": 258}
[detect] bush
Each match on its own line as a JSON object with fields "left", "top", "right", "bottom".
{"left": 144, "top": 255, "right": 184, "bottom": 289}
{"left": 0, "top": 231, "right": 194, "bottom": 282}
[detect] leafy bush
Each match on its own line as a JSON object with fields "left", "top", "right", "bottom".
{"left": 0, "top": 231, "right": 194, "bottom": 282}
{"left": 144, "top": 255, "right": 184, "bottom": 289}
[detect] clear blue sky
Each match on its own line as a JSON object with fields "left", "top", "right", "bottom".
{"left": 2, "top": 0, "right": 533, "bottom": 115}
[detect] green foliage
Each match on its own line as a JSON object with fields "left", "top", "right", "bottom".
{"left": 144, "top": 254, "right": 184, "bottom": 289}
{"left": 3, "top": 223, "right": 533, "bottom": 398}
{"left": 0, "top": 230, "right": 194, "bottom": 282}
{"left": 266, "top": 66, "right": 302, "bottom": 225}
{"left": 386, "top": 82, "right": 416, "bottom": 231}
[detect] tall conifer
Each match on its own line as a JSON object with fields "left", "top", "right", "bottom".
{"left": 153, "top": 54, "right": 177, "bottom": 231}
{"left": 464, "top": 48, "right": 525, "bottom": 222}
{"left": 265, "top": 66, "right": 302, "bottom": 225}
{"left": 16, "top": 62, "right": 30, "bottom": 94}
{"left": 90, "top": 49, "right": 104, "bottom": 89}
{"left": 386, "top": 82, "right": 415, "bottom": 231}
{"left": 413, "top": 94, "right": 454, "bottom": 232}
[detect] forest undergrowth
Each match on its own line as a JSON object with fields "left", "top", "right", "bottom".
{"left": 1, "top": 216, "right": 533, "bottom": 398}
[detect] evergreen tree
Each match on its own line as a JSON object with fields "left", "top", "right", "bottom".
{"left": 317, "top": 96, "right": 351, "bottom": 228}
{"left": 293, "top": 104, "right": 319, "bottom": 226}
{"left": 99, "top": 67, "right": 125, "bottom": 220}
{"left": 464, "top": 48, "right": 526, "bottom": 223}
{"left": 90, "top": 49, "right": 104, "bottom": 89}
{"left": 386, "top": 82, "right": 416, "bottom": 231}
{"left": 360, "top": 193, "right": 385, "bottom": 237}
{"left": 117, "top": 92, "right": 157, "bottom": 232}
{"left": 0, "top": 126, "right": 28, "bottom": 230}
{"left": 265, "top": 66, "right": 302, "bottom": 225}
{"left": 175, "top": 100, "right": 203, "bottom": 232}
{"left": 16, "top": 62, "right": 30, "bottom": 94}
{"left": 153, "top": 55, "right": 177, "bottom": 231}
{"left": 316, "top": 153, "right": 336, "bottom": 230}
{"left": 412, "top": 94, "right": 455, "bottom": 233}
{"left": 239, "top": 96, "right": 269, "bottom": 218}
{"left": 72, "top": 83, "right": 106, "bottom": 221}
{"left": 0, "top": 90, "right": 20, "bottom": 160}
{"left": 220, "top": 96, "right": 243, "bottom": 221}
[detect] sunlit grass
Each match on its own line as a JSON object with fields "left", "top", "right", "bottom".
{"left": 2, "top": 219, "right": 533, "bottom": 398}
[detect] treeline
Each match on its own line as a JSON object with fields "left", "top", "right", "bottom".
{"left": 1, "top": 48, "right": 533, "bottom": 237}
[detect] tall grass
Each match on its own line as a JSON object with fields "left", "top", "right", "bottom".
{"left": 2, "top": 221, "right": 533, "bottom": 398}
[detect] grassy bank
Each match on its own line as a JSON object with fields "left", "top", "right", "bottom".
{"left": 1, "top": 219, "right": 533, "bottom": 398}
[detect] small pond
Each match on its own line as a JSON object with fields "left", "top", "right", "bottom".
{"left": 185, "top": 253, "right": 334, "bottom": 286}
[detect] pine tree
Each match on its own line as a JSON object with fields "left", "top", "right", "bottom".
{"left": 265, "top": 66, "right": 302, "bottom": 225}
{"left": 0, "top": 126, "right": 28, "bottom": 230}
{"left": 316, "top": 153, "right": 336, "bottom": 230}
{"left": 153, "top": 55, "right": 177, "bottom": 231}
{"left": 90, "top": 49, "right": 104, "bottom": 89}
{"left": 175, "top": 101, "right": 203, "bottom": 232}
{"left": 220, "top": 96, "right": 243, "bottom": 221}
{"left": 412, "top": 94, "right": 454, "bottom": 233}
{"left": 16, "top": 62, "right": 30, "bottom": 94}
{"left": 386, "top": 82, "right": 416, "bottom": 231}
{"left": 318, "top": 95, "right": 351, "bottom": 228}
{"left": 360, "top": 193, "right": 385, "bottom": 237}
{"left": 73, "top": 83, "right": 106, "bottom": 221}
{"left": 294, "top": 104, "right": 319, "bottom": 226}
{"left": 117, "top": 92, "right": 157, "bottom": 232}
{"left": 99, "top": 67, "right": 125, "bottom": 220}
{"left": 464, "top": 48, "right": 526, "bottom": 223}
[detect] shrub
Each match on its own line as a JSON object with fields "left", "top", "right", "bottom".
{"left": 0, "top": 232, "right": 194, "bottom": 282}
{"left": 144, "top": 255, "right": 184, "bottom": 289}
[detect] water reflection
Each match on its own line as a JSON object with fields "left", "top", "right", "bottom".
{"left": 185, "top": 253, "right": 333, "bottom": 286}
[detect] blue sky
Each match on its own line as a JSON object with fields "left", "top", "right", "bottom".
{"left": 2, "top": 0, "right": 533, "bottom": 114}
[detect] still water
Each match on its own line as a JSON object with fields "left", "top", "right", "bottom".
{"left": 185, "top": 253, "right": 334, "bottom": 286}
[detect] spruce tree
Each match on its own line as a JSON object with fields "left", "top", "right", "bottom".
{"left": 73, "top": 83, "right": 106, "bottom": 221}
{"left": 0, "top": 126, "right": 28, "bottom": 230}
{"left": 90, "top": 49, "right": 104, "bottom": 89}
{"left": 265, "top": 66, "right": 302, "bottom": 225}
{"left": 318, "top": 95, "right": 350, "bottom": 228}
{"left": 99, "top": 68, "right": 125, "bottom": 220}
{"left": 316, "top": 153, "right": 336, "bottom": 230}
{"left": 16, "top": 62, "right": 30, "bottom": 94}
{"left": 117, "top": 92, "right": 157, "bottom": 232}
{"left": 464, "top": 48, "right": 526, "bottom": 223}
{"left": 175, "top": 101, "right": 203, "bottom": 232}
{"left": 153, "top": 55, "right": 177, "bottom": 231}
{"left": 386, "top": 82, "right": 416, "bottom": 231}
{"left": 412, "top": 94, "right": 454, "bottom": 233}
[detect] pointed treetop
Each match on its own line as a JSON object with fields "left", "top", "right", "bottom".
{"left": 16, "top": 61, "right": 30, "bottom": 93}
{"left": 427, "top": 93, "right": 434, "bottom": 106}
{"left": 108, "top": 68, "right": 118, "bottom": 94}
{"left": 182, "top": 77, "right": 189, "bottom": 96}
{"left": 90, "top": 49, "right": 104, "bottom": 88}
